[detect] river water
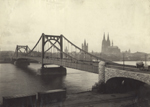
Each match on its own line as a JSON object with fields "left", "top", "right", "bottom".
{"left": 0, "top": 63, "right": 98, "bottom": 103}
{"left": 0, "top": 61, "right": 149, "bottom": 103}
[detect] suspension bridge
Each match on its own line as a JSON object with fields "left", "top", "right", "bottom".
{"left": 12, "top": 33, "right": 115, "bottom": 74}
{"left": 11, "top": 33, "right": 142, "bottom": 73}
{"left": 11, "top": 33, "right": 150, "bottom": 92}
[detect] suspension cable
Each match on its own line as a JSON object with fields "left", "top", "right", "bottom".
{"left": 26, "top": 35, "right": 43, "bottom": 55}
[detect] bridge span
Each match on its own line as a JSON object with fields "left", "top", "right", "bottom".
{"left": 12, "top": 33, "right": 150, "bottom": 88}
{"left": 15, "top": 56, "right": 99, "bottom": 74}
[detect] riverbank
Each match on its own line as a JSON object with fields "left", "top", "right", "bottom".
{"left": 0, "top": 90, "right": 137, "bottom": 107}
{"left": 38, "top": 91, "right": 137, "bottom": 107}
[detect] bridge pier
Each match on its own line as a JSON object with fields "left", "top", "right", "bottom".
{"left": 92, "top": 61, "right": 106, "bottom": 92}
{"left": 98, "top": 61, "right": 106, "bottom": 84}
{"left": 14, "top": 60, "right": 30, "bottom": 68}
{"left": 38, "top": 66, "right": 66, "bottom": 75}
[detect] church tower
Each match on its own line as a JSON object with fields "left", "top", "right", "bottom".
{"left": 101, "top": 33, "right": 106, "bottom": 53}
{"left": 82, "top": 40, "right": 88, "bottom": 52}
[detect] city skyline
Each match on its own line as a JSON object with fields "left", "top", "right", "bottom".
{"left": 0, "top": 0, "right": 150, "bottom": 53}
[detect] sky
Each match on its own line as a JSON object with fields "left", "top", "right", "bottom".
{"left": 0, "top": 0, "right": 150, "bottom": 53}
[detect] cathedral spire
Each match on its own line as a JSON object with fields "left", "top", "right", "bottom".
{"left": 107, "top": 33, "right": 110, "bottom": 46}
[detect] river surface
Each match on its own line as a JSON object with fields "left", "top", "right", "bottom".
{"left": 0, "top": 61, "right": 149, "bottom": 103}
{"left": 0, "top": 63, "right": 98, "bottom": 103}
{"left": 115, "top": 61, "right": 150, "bottom": 65}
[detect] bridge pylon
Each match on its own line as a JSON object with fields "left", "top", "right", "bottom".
{"left": 12, "top": 45, "right": 30, "bottom": 67}
{"left": 41, "top": 33, "right": 63, "bottom": 68}
{"left": 14, "top": 45, "right": 30, "bottom": 58}
{"left": 39, "top": 33, "right": 66, "bottom": 75}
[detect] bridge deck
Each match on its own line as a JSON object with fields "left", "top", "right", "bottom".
{"left": 14, "top": 56, "right": 150, "bottom": 74}
{"left": 16, "top": 57, "right": 99, "bottom": 73}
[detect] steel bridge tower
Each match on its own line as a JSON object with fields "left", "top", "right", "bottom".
{"left": 41, "top": 33, "right": 63, "bottom": 68}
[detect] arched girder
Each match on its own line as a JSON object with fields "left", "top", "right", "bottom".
{"left": 44, "top": 39, "right": 60, "bottom": 54}
{"left": 18, "top": 47, "right": 27, "bottom": 53}
{"left": 14, "top": 45, "right": 30, "bottom": 57}
{"left": 44, "top": 34, "right": 61, "bottom": 45}
{"left": 44, "top": 37, "right": 61, "bottom": 46}
{"left": 42, "top": 34, "right": 63, "bottom": 56}
{"left": 17, "top": 45, "right": 30, "bottom": 52}
{"left": 45, "top": 38, "right": 60, "bottom": 44}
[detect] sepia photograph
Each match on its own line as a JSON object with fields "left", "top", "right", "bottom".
{"left": 0, "top": 0, "right": 150, "bottom": 107}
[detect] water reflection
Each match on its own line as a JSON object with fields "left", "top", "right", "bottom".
{"left": 17, "top": 66, "right": 66, "bottom": 91}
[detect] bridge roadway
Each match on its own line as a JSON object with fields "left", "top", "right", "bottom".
{"left": 15, "top": 56, "right": 149, "bottom": 74}
{"left": 16, "top": 56, "right": 99, "bottom": 73}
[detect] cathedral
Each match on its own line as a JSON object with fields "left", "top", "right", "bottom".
{"left": 101, "top": 33, "right": 120, "bottom": 54}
